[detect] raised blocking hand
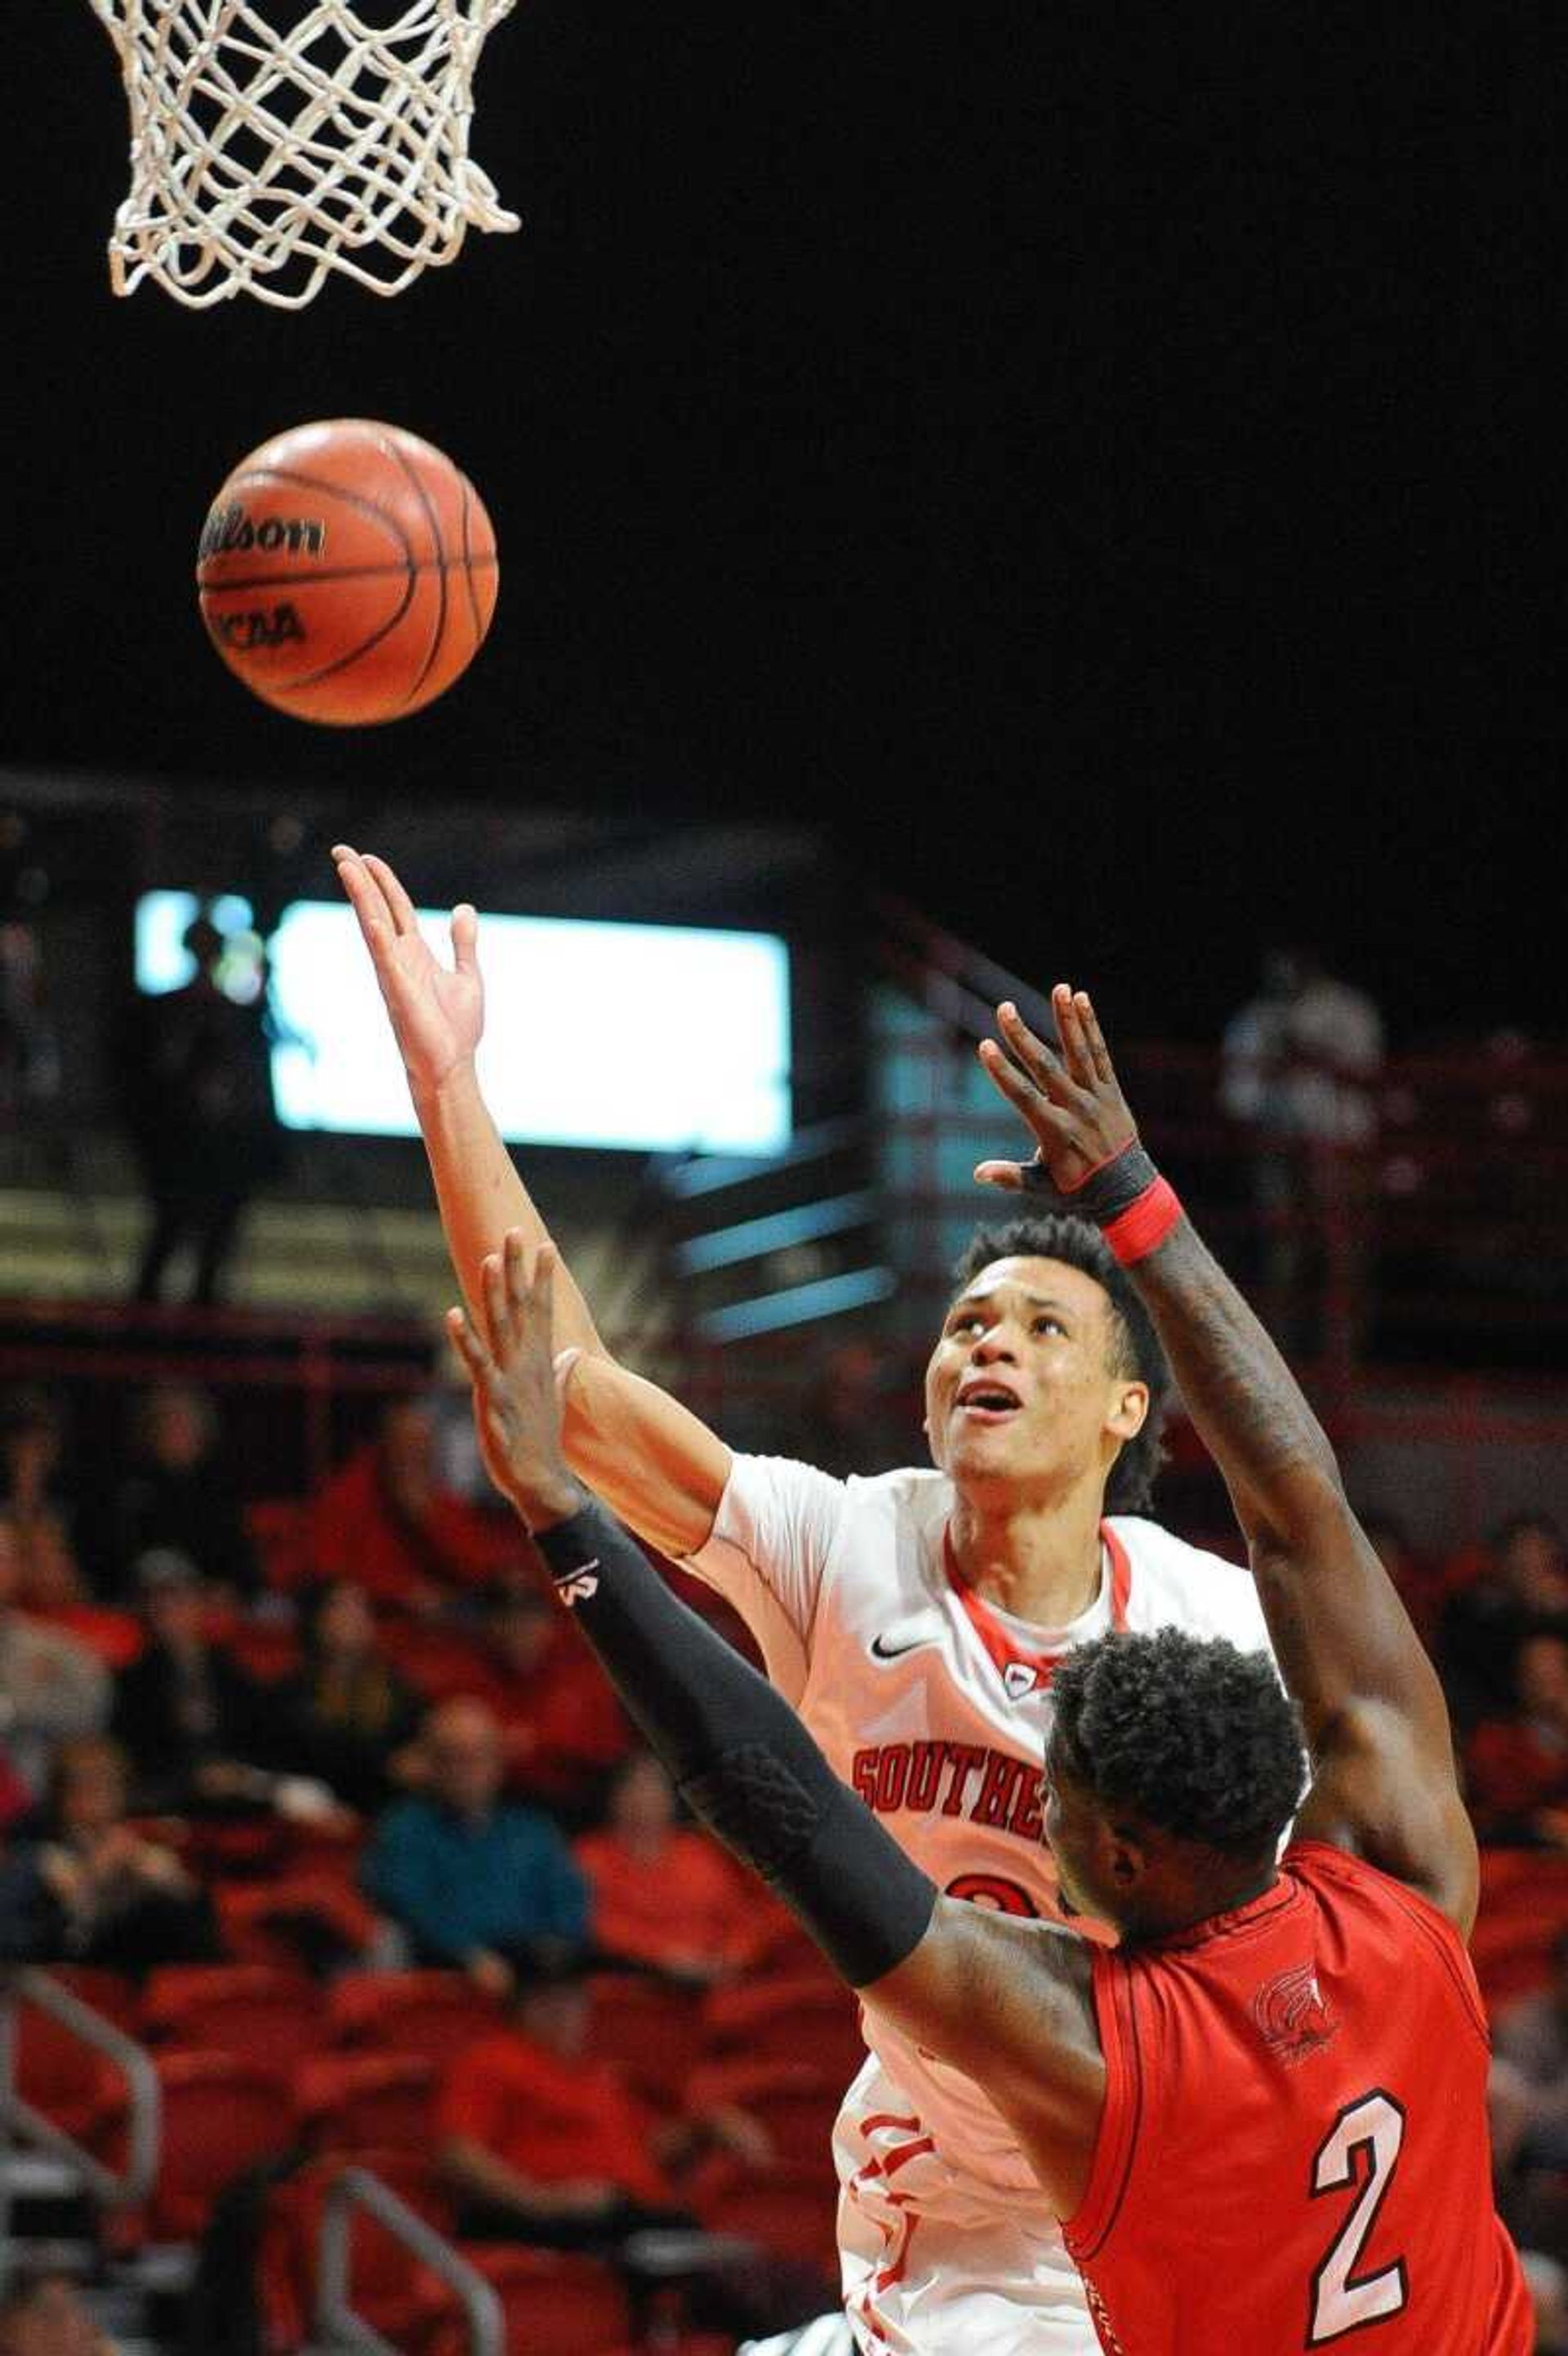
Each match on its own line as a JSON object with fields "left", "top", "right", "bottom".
{"left": 332, "top": 843, "right": 483, "bottom": 1100}
{"left": 974, "top": 985, "right": 1139, "bottom": 1198}
{"left": 446, "top": 1233, "right": 581, "bottom": 1530}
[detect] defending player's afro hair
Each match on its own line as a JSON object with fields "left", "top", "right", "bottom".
{"left": 952, "top": 1216, "right": 1171, "bottom": 1515}
{"left": 1051, "top": 1627, "right": 1305, "bottom": 1858}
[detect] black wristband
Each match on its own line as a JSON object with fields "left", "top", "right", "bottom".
{"left": 1020, "top": 1135, "right": 1160, "bottom": 1224}
{"left": 533, "top": 1498, "right": 612, "bottom": 1598}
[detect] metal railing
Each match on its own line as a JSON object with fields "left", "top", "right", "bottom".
{"left": 0, "top": 1969, "right": 161, "bottom": 2291}
{"left": 316, "top": 2165, "right": 503, "bottom": 2356}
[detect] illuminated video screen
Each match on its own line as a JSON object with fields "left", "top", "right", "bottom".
{"left": 136, "top": 892, "right": 792, "bottom": 1156}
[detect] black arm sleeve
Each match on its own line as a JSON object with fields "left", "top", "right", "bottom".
{"left": 534, "top": 1497, "right": 937, "bottom": 1987}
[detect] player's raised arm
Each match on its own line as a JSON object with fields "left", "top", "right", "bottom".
{"left": 977, "top": 988, "right": 1477, "bottom": 1934}
{"left": 332, "top": 846, "right": 731, "bottom": 1555}
{"left": 447, "top": 1234, "right": 1106, "bottom": 2215}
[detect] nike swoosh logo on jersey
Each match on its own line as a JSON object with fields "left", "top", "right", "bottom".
{"left": 871, "top": 1614, "right": 944, "bottom": 1662}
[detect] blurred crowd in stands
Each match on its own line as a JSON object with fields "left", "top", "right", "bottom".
{"left": 5, "top": 1368, "right": 1568, "bottom": 2349}
{"left": 0, "top": 1375, "right": 849, "bottom": 2352}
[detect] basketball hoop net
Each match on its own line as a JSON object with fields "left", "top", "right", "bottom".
{"left": 89, "top": 0, "right": 519, "bottom": 310}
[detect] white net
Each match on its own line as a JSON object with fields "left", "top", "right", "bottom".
{"left": 89, "top": 0, "right": 519, "bottom": 309}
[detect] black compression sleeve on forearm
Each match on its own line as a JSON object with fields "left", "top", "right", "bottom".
{"left": 533, "top": 1497, "right": 937, "bottom": 1986}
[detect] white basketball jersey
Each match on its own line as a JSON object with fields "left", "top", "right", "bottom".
{"left": 684, "top": 1454, "right": 1274, "bottom": 2193}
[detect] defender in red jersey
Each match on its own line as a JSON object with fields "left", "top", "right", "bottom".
{"left": 444, "top": 987, "right": 1530, "bottom": 2356}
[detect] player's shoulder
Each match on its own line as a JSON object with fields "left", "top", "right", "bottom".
{"left": 1284, "top": 1836, "right": 1482, "bottom": 1988}
{"left": 725, "top": 1452, "right": 948, "bottom": 1526}
{"left": 842, "top": 1464, "right": 952, "bottom": 1519}
{"left": 1107, "top": 1512, "right": 1243, "bottom": 1589}
{"left": 1284, "top": 1834, "right": 1454, "bottom": 1926}
{"left": 1109, "top": 1515, "right": 1272, "bottom": 1652}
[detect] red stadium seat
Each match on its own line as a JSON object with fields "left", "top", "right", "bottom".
{"left": 217, "top": 1619, "right": 304, "bottom": 1684}
{"left": 102, "top": 2052, "right": 292, "bottom": 2241}
{"left": 610, "top": 2340, "right": 733, "bottom": 2356}
{"left": 687, "top": 2057, "right": 845, "bottom": 2170}
{"left": 426, "top": 2248, "right": 633, "bottom": 2356}
{"left": 247, "top": 1498, "right": 313, "bottom": 1595}
{"left": 181, "top": 1814, "right": 287, "bottom": 1879}
{"left": 141, "top": 1963, "right": 327, "bottom": 2069}
{"left": 28, "top": 1604, "right": 144, "bottom": 1670}
{"left": 261, "top": 2149, "right": 455, "bottom": 2348}
{"left": 587, "top": 1972, "right": 709, "bottom": 2111}
{"left": 1472, "top": 1850, "right": 1568, "bottom": 2011}
{"left": 702, "top": 1968, "right": 865, "bottom": 2082}
{"left": 46, "top": 1966, "right": 138, "bottom": 2029}
{"left": 14, "top": 1994, "right": 122, "bottom": 2142}
{"left": 293, "top": 2052, "right": 436, "bottom": 2153}
{"left": 329, "top": 1970, "right": 500, "bottom": 2063}
{"left": 216, "top": 1875, "right": 377, "bottom": 1972}
{"left": 737, "top": 1912, "right": 828, "bottom": 1976}
{"left": 691, "top": 2152, "right": 840, "bottom": 2273}
{"left": 375, "top": 1621, "right": 492, "bottom": 1703}
{"left": 277, "top": 1815, "right": 369, "bottom": 1881}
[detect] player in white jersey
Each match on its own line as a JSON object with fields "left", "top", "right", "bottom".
{"left": 695, "top": 1458, "right": 1268, "bottom": 2350}
{"left": 331, "top": 846, "right": 1273, "bottom": 2356}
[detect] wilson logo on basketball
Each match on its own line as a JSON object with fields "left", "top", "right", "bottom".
{"left": 1251, "top": 1962, "right": 1337, "bottom": 2065}
{"left": 199, "top": 503, "right": 327, "bottom": 562}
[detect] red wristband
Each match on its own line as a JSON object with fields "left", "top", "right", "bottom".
{"left": 1101, "top": 1176, "right": 1183, "bottom": 1265}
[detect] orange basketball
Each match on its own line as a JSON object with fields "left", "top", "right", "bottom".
{"left": 196, "top": 418, "right": 499, "bottom": 726}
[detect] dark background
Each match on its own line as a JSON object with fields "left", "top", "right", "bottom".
{"left": 5, "top": 2, "right": 1560, "bottom": 1041}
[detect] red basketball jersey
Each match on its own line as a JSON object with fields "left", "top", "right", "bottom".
{"left": 1062, "top": 1840, "right": 1530, "bottom": 2355}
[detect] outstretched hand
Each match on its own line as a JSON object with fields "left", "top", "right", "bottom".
{"left": 974, "top": 984, "right": 1139, "bottom": 1197}
{"left": 447, "top": 1234, "right": 582, "bottom": 1530}
{"left": 332, "top": 844, "right": 483, "bottom": 1099}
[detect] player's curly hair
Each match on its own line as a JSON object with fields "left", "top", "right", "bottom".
{"left": 952, "top": 1216, "right": 1171, "bottom": 1514}
{"left": 1051, "top": 1627, "right": 1305, "bottom": 1857}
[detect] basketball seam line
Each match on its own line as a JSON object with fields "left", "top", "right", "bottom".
{"left": 459, "top": 476, "right": 483, "bottom": 652}
{"left": 268, "top": 562, "right": 420, "bottom": 694}
{"left": 200, "top": 556, "right": 497, "bottom": 594}
{"left": 384, "top": 434, "right": 448, "bottom": 706}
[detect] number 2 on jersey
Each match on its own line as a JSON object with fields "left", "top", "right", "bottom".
{"left": 1308, "top": 2091, "right": 1408, "bottom": 2345}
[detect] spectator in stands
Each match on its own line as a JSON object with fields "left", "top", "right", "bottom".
{"left": 0, "top": 1390, "right": 88, "bottom": 1609}
{"left": 1220, "top": 946, "right": 1383, "bottom": 1355}
{"left": 362, "top": 1696, "right": 588, "bottom": 1997}
{"left": 1492, "top": 1929, "right": 1568, "bottom": 2165}
{"left": 0, "top": 2268, "right": 114, "bottom": 2356}
{"left": 1490, "top": 1931, "right": 1568, "bottom": 2272}
{"left": 121, "top": 909, "right": 286, "bottom": 1307}
{"left": 1521, "top": 2251, "right": 1568, "bottom": 2356}
{"left": 0, "top": 1742, "right": 33, "bottom": 1836}
{"left": 437, "top": 1946, "right": 766, "bottom": 2250}
{"left": 105, "top": 1383, "right": 257, "bottom": 1603}
{"left": 425, "top": 1332, "right": 495, "bottom": 1505}
{"left": 0, "top": 1841, "right": 60, "bottom": 1962}
{"left": 0, "top": 809, "right": 61, "bottom": 1122}
{"left": 1441, "top": 1513, "right": 1568, "bottom": 1729}
{"left": 1468, "top": 1631, "right": 1568, "bottom": 1846}
{"left": 0, "top": 1515, "right": 109, "bottom": 1796}
{"left": 576, "top": 1752, "right": 753, "bottom": 1981}
{"left": 109, "top": 1549, "right": 270, "bottom": 1814}
{"left": 32, "top": 1734, "right": 219, "bottom": 1976}
{"left": 800, "top": 1341, "right": 906, "bottom": 1479}
{"left": 438, "top": 1946, "right": 685, "bottom": 2245}
{"left": 308, "top": 1399, "right": 523, "bottom": 1611}
{"left": 268, "top": 1581, "right": 421, "bottom": 1814}
{"left": 474, "top": 1578, "right": 630, "bottom": 1820}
